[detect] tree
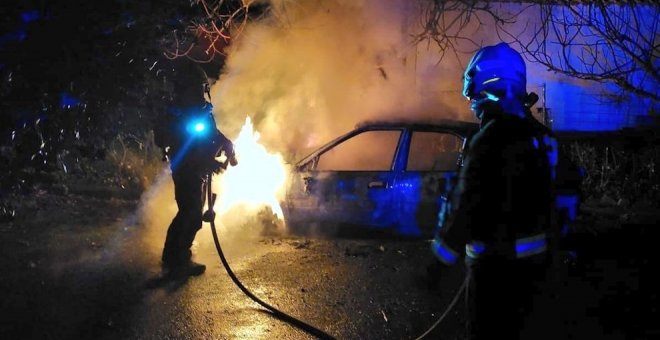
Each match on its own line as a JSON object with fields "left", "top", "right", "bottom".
{"left": 0, "top": 0, "right": 271, "bottom": 193}
{"left": 417, "top": 0, "right": 659, "bottom": 103}
{"left": 0, "top": 1, "right": 210, "bottom": 191}
{"left": 162, "top": 0, "right": 269, "bottom": 64}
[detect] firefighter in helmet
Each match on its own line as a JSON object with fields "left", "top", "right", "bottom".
{"left": 154, "top": 58, "right": 237, "bottom": 277}
{"left": 430, "top": 43, "right": 557, "bottom": 338}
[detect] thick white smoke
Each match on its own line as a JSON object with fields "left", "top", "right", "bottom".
{"left": 210, "top": 0, "right": 473, "bottom": 162}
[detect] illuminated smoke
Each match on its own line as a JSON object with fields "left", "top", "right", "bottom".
{"left": 135, "top": 1, "right": 551, "bottom": 252}
{"left": 79, "top": 1, "right": 655, "bottom": 269}
{"left": 137, "top": 1, "right": 581, "bottom": 252}
{"left": 210, "top": 0, "right": 474, "bottom": 162}
{"left": 134, "top": 168, "right": 178, "bottom": 259}
{"left": 199, "top": 0, "right": 479, "bottom": 238}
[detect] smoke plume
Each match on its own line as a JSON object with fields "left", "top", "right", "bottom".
{"left": 210, "top": 0, "right": 474, "bottom": 162}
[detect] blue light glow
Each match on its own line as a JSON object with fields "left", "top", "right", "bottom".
{"left": 194, "top": 122, "right": 205, "bottom": 133}
{"left": 431, "top": 239, "right": 459, "bottom": 265}
{"left": 60, "top": 92, "right": 80, "bottom": 108}
{"left": 21, "top": 10, "right": 40, "bottom": 24}
{"left": 556, "top": 194, "right": 579, "bottom": 221}
{"left": 186, "top": 118, "right": 209, "bottom": 137}
{"left": 515, "top": 237, "right": 547, "bottom": 257}
{"left": 389, "top": 174, "right": 423, "bottom": 236}
{"left": 466, "top": 242, "right": 486, "bottom": 259}
{"left": 534, "top": 4, "right": 658, "bottom": 131}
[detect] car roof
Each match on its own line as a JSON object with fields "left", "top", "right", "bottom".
{"left": 295, "top": 118, "right": 479, "bottom": 167}
{"left": 355, "top": 118, "right": 479, "bottom": 136}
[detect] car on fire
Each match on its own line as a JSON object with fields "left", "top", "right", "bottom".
{"left": 282, "top": 119, "right": 479, "bottom": 238}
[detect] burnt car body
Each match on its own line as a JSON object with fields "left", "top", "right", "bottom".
{"left": 282, "top": 119, "right": 479, "bottom": 238}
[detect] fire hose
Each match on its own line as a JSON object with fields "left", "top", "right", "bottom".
{"left": 413, "top": 273, "right": 469, "bottom": 340}
{"left": 203, "top": 171, "right": 336, "bottom": 340}
{"left": 204, "top": 169, "right": 467, "bottom": 340}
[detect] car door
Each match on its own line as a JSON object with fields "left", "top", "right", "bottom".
{"left": 392, "top": 129, "right": 465, "bottom": 237}
{"left": 285, "top": 128, "right": 403, "bottom": 229}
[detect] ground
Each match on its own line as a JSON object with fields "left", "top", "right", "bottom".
{"left": 0, "top": 184, "right": 659, "bottom": 340}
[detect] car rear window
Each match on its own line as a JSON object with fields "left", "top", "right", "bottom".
{"left": 316, "top": 130, "right": 401, "bottom": 171}
{"left": 407, "top": 131, "right": 462, "bottom": 171}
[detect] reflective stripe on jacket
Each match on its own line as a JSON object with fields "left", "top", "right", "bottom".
{"left": 432, "top": 114, "right": 554, "bottom": 267}
{"left": 465, "top": 232, "right": 548, "bottom": 260}
{"left": 433, "top": 232, "right": 547, "bottom": 265}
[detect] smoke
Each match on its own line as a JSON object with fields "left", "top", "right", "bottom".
{"left": 133, "top": 1, "right": 573, "bottom": 252}
{"left": 210, "top": 0, "right": 473, "bottom": 162}
{"left": 132, "top": 168, "right": 177, "bottom": 259}
{"left": 133, "top": 1, "right": 568, "bottom": 253}
{"left": 109, "top": 1, "right": 651, "bottom": 268}
{"left": 133, "top": 166, "right": 284, "bottom": 266}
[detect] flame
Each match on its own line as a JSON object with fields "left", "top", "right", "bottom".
{"left": 213, "top": 116, "right": 287, "bottom": 219}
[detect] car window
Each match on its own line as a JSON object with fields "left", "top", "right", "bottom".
{"left": 407, "top": 131, "right": 462, "bottom": 171}
{"left": 316, "top": 130, "right": 401, "bottom": 171}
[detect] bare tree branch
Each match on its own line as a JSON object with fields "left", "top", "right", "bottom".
{"left": 162, "top": 0, "right": 268, "bottom": 63}
{"left": 418, "top": 0, "right": 659, "bottom": 102}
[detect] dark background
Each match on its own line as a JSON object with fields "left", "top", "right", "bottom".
{"left": 0, "top": 2, "right": 658, "bottom": 339}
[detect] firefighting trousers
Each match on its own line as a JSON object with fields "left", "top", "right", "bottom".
{"left": 162, "top": 170, "right": 207, "bottom": 267}
{"left": 466, "top": 254, "right": 550, "bottom": 340}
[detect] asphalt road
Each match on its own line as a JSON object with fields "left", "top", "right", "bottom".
{"left": 1, "top": 190, "right": 659, "bottom": 339}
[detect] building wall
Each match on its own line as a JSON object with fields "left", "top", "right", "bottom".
{"left": 423, "top": 2, "right": 659, "bottom": 132}
{"left": 537, "top": 81, "right": 658, "bottom": 131}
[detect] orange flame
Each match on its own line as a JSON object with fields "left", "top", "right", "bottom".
{"left": 213, "top": 116, "right": 287, "bottom": 219}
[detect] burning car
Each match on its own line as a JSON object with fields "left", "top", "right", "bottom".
{"left": 282, "top": 119, "right": 479, "bottom": 238}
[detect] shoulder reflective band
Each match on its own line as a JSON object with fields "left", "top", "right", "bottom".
{"left": 431, "top": 239, "right": 460, "bottom": 265}
{"left": 515, "top": 233, "right": 547, "bottom": 258}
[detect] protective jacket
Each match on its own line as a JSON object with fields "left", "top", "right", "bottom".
{"left": 431, "top": 111, "right": 557, "bottom": 339}
{"left": 151, "top": 58, "right": 238, "bottom": 272}
{"left": 154, "top": 104, "right": 235, "bottom": 176}
{"left": 432, "top": 112, "right": 553, "bottom": 264}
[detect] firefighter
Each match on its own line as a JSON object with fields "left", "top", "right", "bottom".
{"left": 430, "top": 43, "right": 556, "bottom": 339}
{"left": 154, "top": 58, "right": 237, "bottom": 277}
{"left": 523, "top": 92, "right": 584, "bottom": 265}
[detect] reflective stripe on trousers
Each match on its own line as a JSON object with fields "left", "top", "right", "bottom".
{"left": 431, "top": 239, "right": 460, "bottom": 265}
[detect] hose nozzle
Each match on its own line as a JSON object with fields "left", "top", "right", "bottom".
{"left": 202, "top": 193, "right": 217, "bottom": 222}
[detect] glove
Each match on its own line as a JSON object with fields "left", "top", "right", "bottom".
{"left": 525, "top": 91, "right": 539, "bottom": 108}
{"left": 211, "top": 160, "right": 228, "bottom": 174}
{"left": 229, "top": 155, "right": 238, "bottom": 167}
{"left": 161, "top": 148, "right": 169, "bottom": 162}
{"left": 202, "top": 209, "right": 216, "bottom": 222}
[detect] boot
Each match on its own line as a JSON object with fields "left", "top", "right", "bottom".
{"left": 164, "top": 260, "right": 206, "bottom": 277}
